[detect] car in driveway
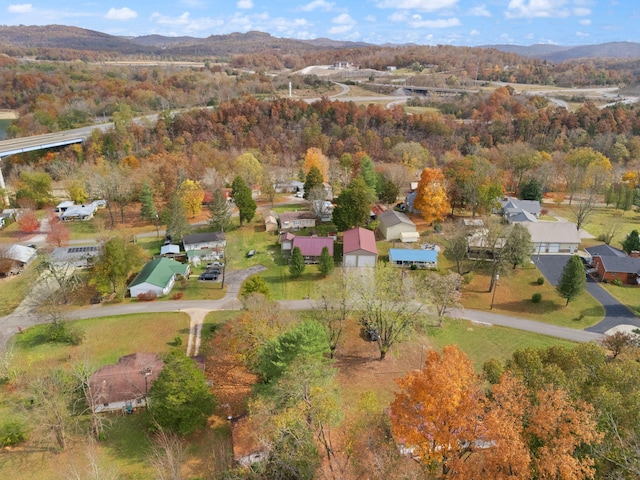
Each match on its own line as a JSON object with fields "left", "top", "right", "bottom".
{"left": 246, "top": 249, "right": 256, "bottom": 258}
{"left": 199, "top": 272, "right": 218, "bottom": 281}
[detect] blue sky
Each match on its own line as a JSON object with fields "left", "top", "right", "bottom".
{"left": 4, "top": 1, "right": 639, "bottom": 46}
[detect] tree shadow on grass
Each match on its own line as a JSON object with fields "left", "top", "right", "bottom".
{"left": 490, "top": 299, "right": 562, "bottom": 315}
{"left": 102, "top": 411, "right": 152, "bottom": 463}
{"left": 12, "top": 326, "right": 49, "bottom": 350}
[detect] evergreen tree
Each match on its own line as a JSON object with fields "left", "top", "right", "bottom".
{"left": 556, "top": 255, "right": 587, "bottom": 306}
{"left": 289, "top": 246, "right": 305, "bottom": 278}
{"left": 318, "top": 246, "right": 334, "bottom": 277}
{"left": 149, "top": 350, "right": 216, "bottom": 436}
{"left": 231, "top": 176, "right": 256, "bottom": 226}
{"left": 303, "top": 166, "right": 324, "bottom": 200}
{"left": 621, "top": 229, "right": 640, "bottom": 254}
{"left": 332, "top": 176, "right": 376, "bottom": 231}
{"left": 139, "top": 181, "right": 157, "bottom": 221}
{"left": 360, "top": 155, "right": 378, "bottom": 192}
{"left": 208, "top": 188, "right": 232, "bottom": 232}
{"left": 162, "top": 190, "right": 190, "bottom": 241}
{"left": 376, "top": 172, "right": 399, "bottom": 204}
{"left": 519, "top": 179, "right": 543, "bottom": 202}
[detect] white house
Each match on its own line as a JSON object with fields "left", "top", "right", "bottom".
{"left": 182, "top": 232, "right": 226, "bottom": 252}
{"left": 128, "top": 257, "right": 190, "bottom": 298}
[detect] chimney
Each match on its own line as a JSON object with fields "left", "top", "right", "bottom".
{"left": 630, "top": 251, "right": 640, "bottom": 258}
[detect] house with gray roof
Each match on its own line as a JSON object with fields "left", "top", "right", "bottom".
{"left": 128, "top": 257, "right": 190, "bottom": 298}
{"left": 500, "top": 196, "right": 541, "bottom": 223}
{"left": 524, "top": 222, "right": 580, "bottom": 254}
{"left": 590, "top": 247, "right": 640, "bottom": 285}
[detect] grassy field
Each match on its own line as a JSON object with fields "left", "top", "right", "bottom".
{"left": 0, "top": 263, "right": 39, "bottom": 315}
{"left": 546, "top": 204, "right": 640, "bottom": 247}
{"left": 458, "top": 258, "right": 605, "bottom": 328}
{"left": 601, "top": 283, "right": 640, "bottom": 316}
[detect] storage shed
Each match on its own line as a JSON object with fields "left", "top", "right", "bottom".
{"left": 343, "top": 227, "right": 378, "bottom": 267}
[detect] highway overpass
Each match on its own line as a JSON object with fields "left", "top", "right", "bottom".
{"left": 0, "top": 122, "right": 113, "bottom": 204}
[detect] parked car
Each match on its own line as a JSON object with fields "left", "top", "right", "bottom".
{"left": 207, "top": 261, "right": 223, "bottom": 268}
{"left": 199, "top": 272, "right": 218, "bottom": 281}
{"left": 246, "top": 249, "right": 256, "bottom": 258}
{"left": 295, "top": 191, "right": 304, "bottom": 198}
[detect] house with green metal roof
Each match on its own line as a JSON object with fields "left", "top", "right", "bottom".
{"left": 128, "top": 257, "right": 190, "bottom": 298}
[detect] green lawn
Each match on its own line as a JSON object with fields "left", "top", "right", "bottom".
{"left": 458, "top": 258, "right": 604, "bottom": 329}
{"left": 425, "top": 318, "right": 577, "bottom": 370}
{"left": 11, "top": 312, "right": 191, "bottom": 373}
{"left": 0, "top": 263, "right": 39, "bottom": 315}
{"left": 546, "top": 204, "right": 640, "bottom": 247}
{"left": 601, "top": 283, "right": 640, "bottom": 316}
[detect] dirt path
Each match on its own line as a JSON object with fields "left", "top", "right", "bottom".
{"left": 183, "top": 308, "right": 207, "bottom": 356}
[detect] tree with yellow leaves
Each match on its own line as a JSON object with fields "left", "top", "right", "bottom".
{"left": 177, "top": 179, "right": 205, "bottom": 218}
{"left": 302, "top": 147, "right": 329, "bottom": 182}
{"left": 413, "top": 167, "right": 450, "bottom": 225}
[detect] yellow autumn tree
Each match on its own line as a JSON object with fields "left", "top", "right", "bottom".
{"left": 302, "top": 147, "right": 329, "bottom": 182}
{"left": 413, "top": 167, "right": 450, "bottom": 224}
{"left": 178, "top": 179, "right": 205, "bottom": 218}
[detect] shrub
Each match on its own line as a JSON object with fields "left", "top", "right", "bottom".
{"left": 433, "top": 223, "right": 443, "bottom": 233}
{"left": 531, "top": 292, "right": 542, "bottom": 303}
{"left": 137, "top": 291, "right": 158, "bottom": 302}
{"left": 410, "top": 264, "right": 418, "bottom": 270}
{"left": 612, "top": 279, "right": 623, "bottom": 287}
{"left": 0, "top": 421, "right": 27, "bottom": 447}
{"left": 536, "top": 276, "right": 545, "bottom": 285}
{"left": 45, "top": 322, "right": 84, "bottom": 345}
{"left": 463, "top": 272, "right": 474, "bottom": 284}
{"left": 172, "top": 336, "right": 183, "bottom": 346}
{"left": 172, "top": 292, "right": 184, "bottom": 300}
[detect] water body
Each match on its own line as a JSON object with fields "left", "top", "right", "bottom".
{"left": 0, "top": 119, "right": 11, "bottom": 140}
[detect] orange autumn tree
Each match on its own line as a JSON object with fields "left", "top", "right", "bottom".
{"left": 390, "top": 345, "right": 485, "bottom": 478}
{"left": 302, "top": 147, "right": 329, "bottom": 182}
{"left": 390, "top": 347, "right": 603, "bottom": 479}
{"left": 413, "top": 167, "right": 450, "bottom": 225}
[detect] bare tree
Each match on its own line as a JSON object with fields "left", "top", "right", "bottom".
{"left": 417, "top": 272, "right": 463, "bottom": 327}
{"left": 148, "top": 424, "right": 185, "bottom": 480}
{"left": 349, "top": 263, "right": 422, "bottom": 360}
{"left": 314, "top": 270, "right": 351, "bottom": 358}
{"left": 600, "top": 217, "right": 624, "bottom": 245}
{"left": 570, "top": 195, "right": 596, "bottom": 232}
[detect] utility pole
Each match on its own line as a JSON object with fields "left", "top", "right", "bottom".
{"left": 490, "top": 274, "right": 499, "bottom": 310}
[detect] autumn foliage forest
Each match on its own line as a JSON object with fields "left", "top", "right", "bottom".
{"left": 2, "top": 37, "right": 640, "bottom": 479}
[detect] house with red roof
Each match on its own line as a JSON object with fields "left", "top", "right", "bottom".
{"left": 291, "top": 236, "right": 334, "bottom": 264}
{"left": 343, "top": 227, "right": 378, "bottom": 267}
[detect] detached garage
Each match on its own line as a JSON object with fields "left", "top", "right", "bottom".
{"left": 343, "top": 227, "right": 378, "bottom": 267}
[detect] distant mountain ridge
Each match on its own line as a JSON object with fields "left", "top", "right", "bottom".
{"left": 481, "top": 42, "right": 640, "bottom": 62}
{"left": 0, "top": 25, "right": 639, "bottom": 61}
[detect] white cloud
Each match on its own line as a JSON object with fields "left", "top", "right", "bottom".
{"left": 469, "top": 5, "right": 491, "bottom": 17}
{"left": 8, "top": 4, "right": 33, "bottom": 13}
{"left": 376, "top": 0, "right": 458, "bottom": 12}
{"left": 506, "top": 0, "right": 570, "bottom": 19}
{"left": 332, "top": 13, "right": 356, "bottom": 25}
{"left": 573, "top": 7, "right": 590, "bottom": 16}
{"left": 149, "top": 11, "right": 222, "bottom": 32}
{"left": 389, "top": 11, "right": 409, "bottom": 22}
{"left": 365, "top": 14, "right": 376, "bottom": 21}
{"left": 180, "top": 0, "right": 206, "bottom": 6}
{"left": 579, "top": 18, "right": 591, "bottom": 25}
{"left": 237, "top": 0, "right": 253, "bottom": 9}
{"left": 105, "top": 7, "right": 137, "bottom": 21}
{"left": 469, "top": 29, "right": 480, "bottom": 35}
{"left": 408, "top": 16, "right": 461, "bottom": 28}
{"left": 300, "top": 0, "right": 335, "bottom": 12}
{"left": 328, "top": 25, "right": 353, "bottom": 34}
{"left": 576, "top": 30, "right": 589, "bottom": 36}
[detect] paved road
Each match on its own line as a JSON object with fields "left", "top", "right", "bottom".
{"left": 533, "top": 255, "right": 638, "bottom": 334}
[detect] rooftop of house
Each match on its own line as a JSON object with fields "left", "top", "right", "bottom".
{"left": 88, "top": 352, "right": 164, "bottom": 406}
{"left": 389, "top": 248, "right": 438, "bottom": 263}
{"left": 378, "top": 209, "right": 415, "bottom": 228}
{"left": 343, "top": 227, "right": 377, "bottom": 255}
{"left": 523, "top": 221, "right": 581, "bottom": 244}
{"left": 279, "top": 210, "right": 317, "bottom": 223}
{"left": 596, "top": 255, "right": 640, "bottom": 274}
{"left": 182, "top": 231, "right": 225, "bottom": 245}
{"left": 501, "top": 196, "right": 541, "bottom": 216}
{"left": 4, "top": 244, "right": 37, "bottom": 264}
{"left": 586, "top": 244, "right": 627, "bottom": 258}
{"left": 292, "top": 236, "right": 334, "bottom": 256}
{"left": 129, "top": 257, "right": 189, "bottom": 288}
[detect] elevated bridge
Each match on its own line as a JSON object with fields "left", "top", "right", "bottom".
{"left": 0, "top": 123, "right": 113, "bottom": 204}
